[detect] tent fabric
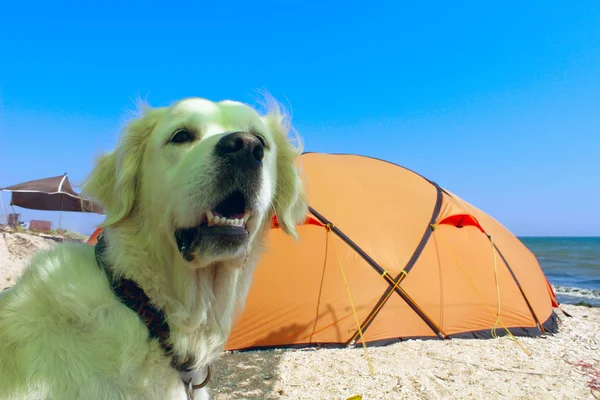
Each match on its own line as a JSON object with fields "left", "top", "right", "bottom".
{"left": 223, "top": 153, "right": 558, "bottom": 351}
{"left": 1, "top": 174, "right": 103, "bottom": 213}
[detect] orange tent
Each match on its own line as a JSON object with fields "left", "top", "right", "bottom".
{"left": 87, "top": 152, "right": 559, "bottom": 351}
{"left": 224, "top": 153, "right": 558, "bottom": 351}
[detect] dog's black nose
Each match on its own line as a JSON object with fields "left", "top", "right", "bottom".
{"left": 215, "top": 131, "right": 264, "bottom": 167}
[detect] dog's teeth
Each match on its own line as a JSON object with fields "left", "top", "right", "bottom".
{"left": 242, "top": 211, "right": 250, "bottom": 223}
{"left": 206, "top": 210, "right": 215, "bottom": 226}
{"left": 204, "top": 211, "right": 248, "bottom": 227}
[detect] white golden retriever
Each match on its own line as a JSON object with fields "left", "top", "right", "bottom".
{"left": 0, "top": 96, "right": 307, "bottom": 399}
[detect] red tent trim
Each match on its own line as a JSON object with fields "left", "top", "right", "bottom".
{"left": 438, "top": 213, "right": 485, "bottom": 233}
{"left": 546, "top": 278, "right": 560, "bottom": 308}
{"left": 271, "top": 214, "right": 323, "bottom": 229}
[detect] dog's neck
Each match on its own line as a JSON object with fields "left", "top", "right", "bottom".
{"left": 98, "top": 222, "right": 261, "bottom": 369}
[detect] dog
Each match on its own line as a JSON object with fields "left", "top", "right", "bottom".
{"left": 0, "top": 95, "right": 308, "bottom": 399}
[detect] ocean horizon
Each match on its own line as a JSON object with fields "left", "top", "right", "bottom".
{"left": 518, "top": 236, "right": 600, "bottom": 307}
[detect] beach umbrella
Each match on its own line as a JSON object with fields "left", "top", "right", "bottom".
{"left": 1, "top": 173, "right": 103, "bottom": 229}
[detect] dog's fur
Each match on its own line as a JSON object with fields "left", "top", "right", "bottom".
{"left": 0, "top": 96, "right": 307, "bottom": 399}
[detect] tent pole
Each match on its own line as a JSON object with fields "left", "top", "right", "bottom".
{"left": 309, "top": 205, "right": 448, "bottom": 341}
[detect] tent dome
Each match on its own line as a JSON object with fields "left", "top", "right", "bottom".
{"left": 224, "top": 153, "right": 558, "bottom": 351}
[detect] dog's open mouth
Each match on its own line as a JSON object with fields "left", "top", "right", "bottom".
{"left": 175, "top": 191, "right": 251, "bottom": 260}
{"left": 207, "top": 191, "right": 250, "bottom": 231}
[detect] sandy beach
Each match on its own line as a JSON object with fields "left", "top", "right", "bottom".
{"left": 211, "top": 303, "right": 599, "bottom": 399}
{"left": 2, "top": 229, "right": 598, "bottom": 399}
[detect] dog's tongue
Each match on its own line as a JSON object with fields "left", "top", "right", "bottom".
{"left": 175, "top": 225, "right": 249, "bottom": 261}
{"left": 198, "top": 225, "right": 247, "bottom": 236}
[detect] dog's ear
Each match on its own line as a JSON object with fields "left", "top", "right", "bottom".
{"left": 83, "top": 107, "right": 165, "bottom": 228}
{"left": 262, "top": 102, "right": 308, "bottom": 239}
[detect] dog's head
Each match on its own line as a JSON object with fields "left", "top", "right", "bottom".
{"left": 84, "top": 96, "right": 307, "bottom": 268}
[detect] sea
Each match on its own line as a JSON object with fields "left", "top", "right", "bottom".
{"left": 520, "top": 237, "right": 600, "bottom": 307}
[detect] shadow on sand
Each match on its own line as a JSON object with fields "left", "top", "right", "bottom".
{"left": 209, "top": 323, "right": 308, "bottom": 399}
{"left": 209, "top": 302, "right": 359, "bottom": 399}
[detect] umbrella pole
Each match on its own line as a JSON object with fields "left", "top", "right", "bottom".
{"left": 0, "top": 192, "right": 5, "bottom": 225}
{"left": 57, "top": 173, "right": 67, "bottom": 231}
{"left": 10, "top": 204, "right": 17, "bottom": 229}
{"left": 59, "top": 196, "right": 64, "bottom": 231}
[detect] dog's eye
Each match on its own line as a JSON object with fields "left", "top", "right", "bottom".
{"left": 256, "top": 135, "right": 267, "bottom": 148}
{"left": 249, "top": 128, "right": 269, "bottom": 149}
{"left": 170, "top": 130, "right": 194, "bottom": 144}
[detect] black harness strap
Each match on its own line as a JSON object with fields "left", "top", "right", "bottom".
{"left": 94, "top": 232, "right": 195, "bottom": 372}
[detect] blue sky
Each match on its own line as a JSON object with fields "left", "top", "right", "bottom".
{"left": 1, "top": 1, "right": 599, "bottom": 236}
